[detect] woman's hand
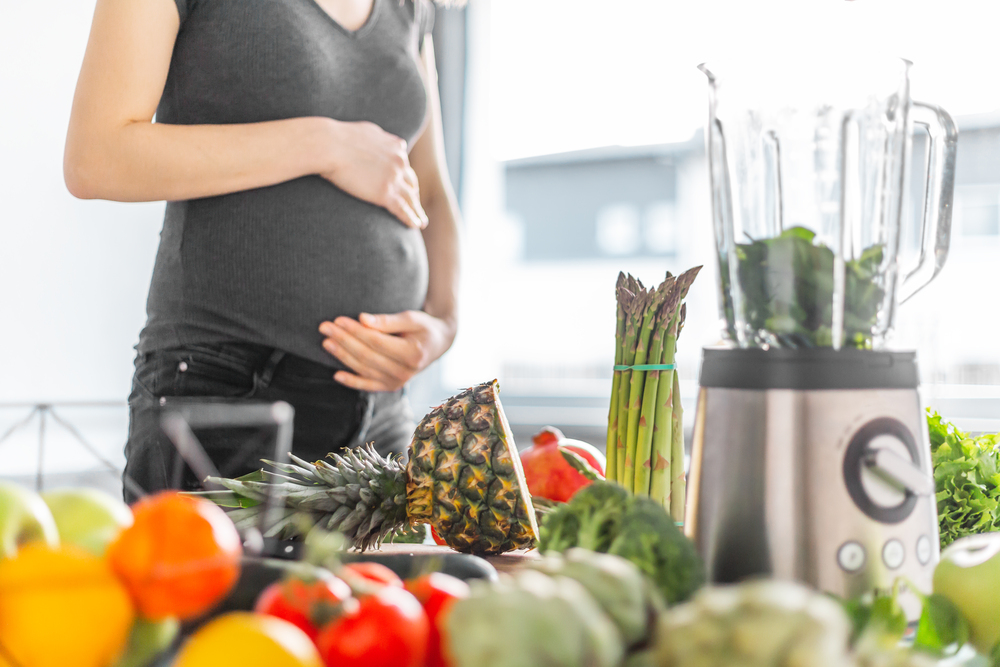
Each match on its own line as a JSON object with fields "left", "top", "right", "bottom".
{"left": 320, "top": 122, "right": 428, "bottom": 230}
{"left": 318, "top": 36, "right": 461, "bottom": 394}
{"left": 319, "top": 311, "right": 455, "bottom": 392}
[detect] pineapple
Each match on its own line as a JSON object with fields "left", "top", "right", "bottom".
{"left": 203, "top": 380, "right": 538, "bottom": 555}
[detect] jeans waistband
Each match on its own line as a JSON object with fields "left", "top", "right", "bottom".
{"left": 144, "top": 341, "right": 393, "bottom": 390}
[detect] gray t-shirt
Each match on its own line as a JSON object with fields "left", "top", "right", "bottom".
{"left": 138, "top": 0, "right": 434, "bottom": 368}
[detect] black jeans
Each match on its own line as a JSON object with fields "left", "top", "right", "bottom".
{"left": 122, "top": 342, "right": 414, "bottom": 503}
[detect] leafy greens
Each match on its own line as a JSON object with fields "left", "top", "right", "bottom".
{"left": 835, "top": 583, "right": 969, "bottom": 659}
{"left": 721, "top": 226, "right": 885, "bottom": 349}
{"left": 928, "top": 409, "right": 1000, "bottom": 548}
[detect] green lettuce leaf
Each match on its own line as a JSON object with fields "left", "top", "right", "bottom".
{"left": 928, "top": 410, "right": 1000, "bottom": 548}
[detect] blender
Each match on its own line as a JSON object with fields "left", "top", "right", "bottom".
{"left": 686, "top": 55, "right": 957, "bottom": 615}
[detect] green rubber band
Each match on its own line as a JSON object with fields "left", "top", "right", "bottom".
{"left": 613, "top": 364, "right": 676, "bottom": 371}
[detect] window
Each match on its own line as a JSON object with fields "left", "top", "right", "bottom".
{"left": 956, "top": 186, "right": 1000, "bottom": 237}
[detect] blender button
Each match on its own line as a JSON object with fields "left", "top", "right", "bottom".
{"left": 837, "top": 541, "right": 866, "bottom": 572}
{"left": 916, "top": 535, "right": 932, "bottom": 565}
{"left": 883, "top": 539, "right": 905, "bottom": 569}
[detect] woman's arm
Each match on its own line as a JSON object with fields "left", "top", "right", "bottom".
{"left": 64, "top": 0, "right": 425, "bottom": 227}
{"left": 319, "top": 36, "right": 462, "bottom": 391}
{"left": 410, "top": 35, "right": 461, "bottom": 338}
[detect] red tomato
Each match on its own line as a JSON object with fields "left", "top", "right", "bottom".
{"left": 404, "top": 573, "right": 470, "bottom": 667}
{"left": 341, "top": 562, "right": 404, "bottom": 588}
{"left": 253, "top": 575, "right": 353, "bottom": 641}
{"left": 316, "top": 585, "right": 429, "bottom": 667}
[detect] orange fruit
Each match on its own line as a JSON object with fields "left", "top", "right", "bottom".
{"left": 0, "top": 543, "right": 135, "bottom": 667}
{"left": 174, "top": 612, "right": 324, "bottom": 667}
{"left": 107, "top": 491, "right": 243, "bottom": 620}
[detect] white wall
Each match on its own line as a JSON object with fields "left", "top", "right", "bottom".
{"left": 0, "top": 0, "right": 163, "bottom": 476}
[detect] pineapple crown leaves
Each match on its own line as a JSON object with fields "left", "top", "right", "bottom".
{"left": 205, "top": 443, "right": 410, "bottom": 552}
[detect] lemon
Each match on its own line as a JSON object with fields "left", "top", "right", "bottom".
{"left": 0, "top": 543, "right": 135, "bottom": 667}
{"left": 174, "top": 612, "right": 324, "bottom": 667}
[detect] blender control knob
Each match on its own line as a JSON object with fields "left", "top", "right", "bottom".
{"left": 863, "top": 448, "right": 935, "bottom": 496}
{"left": 843, "top": 418, "right": 924, "bottom": 524}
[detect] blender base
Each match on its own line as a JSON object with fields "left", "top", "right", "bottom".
{"left": 687, "top": 348, "right": 939, "bottom": 620}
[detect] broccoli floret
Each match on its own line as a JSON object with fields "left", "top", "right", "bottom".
{"left": 538, "top": 482, "right": 630, "bottom": 553}
{"left": 607, "top": 496, "right": 704, "bottom": 605}
{"left": 538, "top": 481, "right": 705, "bottom": 606}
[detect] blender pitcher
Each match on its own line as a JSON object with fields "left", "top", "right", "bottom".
{"left": 700, "top": 57, "right": 957, "bottom": 349}
{"left": 688, "top": 56, "right": 959, "bottom": 616}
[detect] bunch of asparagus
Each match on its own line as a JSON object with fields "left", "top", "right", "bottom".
{"left": 605, "top": 267, "right": 701, "bottom": 522}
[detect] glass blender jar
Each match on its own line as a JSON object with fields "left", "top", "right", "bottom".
{"left": 687, "top": 55, "right": 958, "bottom": 615}
{"left": 703, "top": 56, "right": 955, "bottom": 350}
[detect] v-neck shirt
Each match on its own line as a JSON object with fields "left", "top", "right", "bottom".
{"left": 140, "top": 0, "right": 435, "bottom": 368}
{"left": 307, "top": 0, "right": 380, "bottom": 37}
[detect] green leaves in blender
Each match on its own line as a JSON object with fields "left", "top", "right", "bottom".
{"left": 722, "top": 226, "right": 885, "bottom": 349}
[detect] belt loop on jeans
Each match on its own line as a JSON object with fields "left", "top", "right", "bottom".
{"left": 253, "top": 349, "right": 287, "bottom": 393}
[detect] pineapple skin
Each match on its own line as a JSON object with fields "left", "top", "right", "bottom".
{"left": 406, "top": 379, "right": 538, "bottom": 555}
{"left": 204, "top": 380, "right": 537, "bottom": 556}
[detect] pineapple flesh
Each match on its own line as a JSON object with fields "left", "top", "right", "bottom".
{"left": 407, "top": 379, "right": 538, "bottom": 554}
{"left": 204, "top": 380, "right": 538, "bottom": 556}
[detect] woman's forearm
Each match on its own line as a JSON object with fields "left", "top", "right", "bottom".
{"left": 63, "top": 0, "right": 351, "bottom": 204}
{"left": 411, "top": 35, "right": 460, "bottom": 344}
{"left": 420, "top": 189, "right": 461, "bottom": 338}
{"left": 64, "top": 116, "right": 338, "bottom": 202}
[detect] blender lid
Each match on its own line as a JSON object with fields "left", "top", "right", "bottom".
{"left": 699, "top": 348, "right": 919, "bottom": 390}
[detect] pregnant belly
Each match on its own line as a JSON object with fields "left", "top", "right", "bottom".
{"left": 172, "top": 178, "right": 429, "bottom": 360}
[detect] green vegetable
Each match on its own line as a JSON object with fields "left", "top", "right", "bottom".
{"left": 654, "top": 579, "right": 854, "bottom": 667}
{"left": 722, "top": 226, "right": 885, "bottom": 349}
{"left": 927, "top": 410, "right": 1000, "bottom": 547}
{"left": 538, "top": 481, "right": 705, "bottom": 605}
{"left": 623, "top": 649, "right": 657, "bottom": 667}
{"left": 834, "top": 585, "right": 907, "bottom": 651}
{"left": 913, "top": 593, "right": 969, "bottom": 658}
{"left": 616, "top": 284, "right": 644, "bottom": 477}
{"left": 606, "top": 273, "right": 628, "bottom": 485}
{"left": 605, "top": 268, "right": 700, "bottom": 517}
{"left": 835, "top": 582, "right": 971, "bottom": 664}
{"left": 624, "top": 285, "right": 669, "bottom": 492}
{"left": 668, "top": 369, "right": 685, "bottom": 523}
{"left": 446, "top": 569, "right": 624, "bottom": 667}
{"left": 539, "top": 481, "right": 631, "bottom": 555}
{"left": 648, "top": 295, "right": 681, "bottom": 506}
{"left": 628, "top": 278, "right": 674, "bottom": 495}
{"left": 530, "top": 548, "right": 663, "bottom": 650}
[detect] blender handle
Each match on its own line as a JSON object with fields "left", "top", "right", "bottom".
{"left": 898, "top": 101, "right": 958, "bottom": 304}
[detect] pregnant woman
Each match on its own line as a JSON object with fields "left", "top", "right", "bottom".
{"left": 64, "top": 0, "right": 462, "bottom": 501}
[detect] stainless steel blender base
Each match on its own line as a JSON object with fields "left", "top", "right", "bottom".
{"left": 687, "top": 350, "right": 940, "bottom": 619}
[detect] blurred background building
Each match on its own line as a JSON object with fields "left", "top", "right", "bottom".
{"left": 2, "top": 0, "right": 998, "bottom": 495}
